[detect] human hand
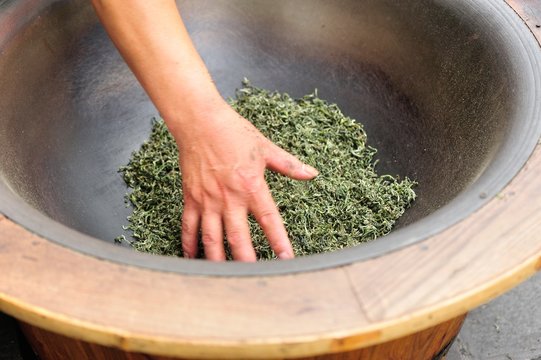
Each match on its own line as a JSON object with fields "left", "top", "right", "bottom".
{"left": 170, "top": 101, "right": 318, "bottom": 262}
{"left": 91, "top": 0, "right": 318, "bottom": 261}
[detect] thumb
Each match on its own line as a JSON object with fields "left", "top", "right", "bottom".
{"left": 265, "top": 143, "right": 319, "bottom": 180}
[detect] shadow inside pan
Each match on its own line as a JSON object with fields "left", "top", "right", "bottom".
{"left": 0, "top": 0, "right": 540, "bottom": 275}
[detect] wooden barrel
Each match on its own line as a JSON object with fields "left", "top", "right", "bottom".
{"left": 19, "top": 315, "right": 466, "bottom": 360}
{"left": 1, "top": 1, "right": 541, "bottom": 360}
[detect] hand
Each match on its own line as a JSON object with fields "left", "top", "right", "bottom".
{"left": 171, "top": 101, "right": 318, "bottom": 261}
{"left": 91, "top": 0, "right": 319, "bottom": 260}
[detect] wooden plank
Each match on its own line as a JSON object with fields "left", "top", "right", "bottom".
{"left": 19, "top": 315, "right": 466, "bottom": 360}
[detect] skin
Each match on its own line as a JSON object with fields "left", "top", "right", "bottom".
{"left": 91, "top": 0, "right": 319, "bottom": 261}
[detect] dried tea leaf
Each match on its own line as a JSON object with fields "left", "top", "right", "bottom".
{"left": 118, "top": 80, "right": 416, "bottom": 259}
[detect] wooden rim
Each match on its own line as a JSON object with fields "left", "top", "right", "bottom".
{"left": 1, "top": 1, "right": 541, "bottom": 359}
{"left": 1, "top": 143, "right": 540, "bottom": 359}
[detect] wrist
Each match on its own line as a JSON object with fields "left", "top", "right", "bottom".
{"left": 161, "top": 89, "right": 231, "bottom": 144}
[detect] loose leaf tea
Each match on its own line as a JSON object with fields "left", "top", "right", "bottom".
{"left": 118, "top": 81, "right": 416, "bottom": 259}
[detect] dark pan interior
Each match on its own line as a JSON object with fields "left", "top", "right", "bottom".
{"left": 0, "top": 0, "right": 540, "bottom": 276}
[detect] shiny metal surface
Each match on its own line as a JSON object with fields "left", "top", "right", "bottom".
{"left": 0, "top": 0, "right": 540, "bottom": 275}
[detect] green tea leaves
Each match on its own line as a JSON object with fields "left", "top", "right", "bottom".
{"left": 119, "top": 82, "right": 416, "bottom": 260}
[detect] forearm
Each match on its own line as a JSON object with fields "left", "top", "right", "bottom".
{"left": 92, "top": 1, "right": 315, "bottom": 261}
{"left": 91, "top": 0, "right": 225, "bottom": 134}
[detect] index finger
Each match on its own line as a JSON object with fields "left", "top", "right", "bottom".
{"left": 250, "top": 184, "right": 294, "bottom": 259}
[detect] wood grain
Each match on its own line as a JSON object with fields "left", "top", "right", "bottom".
{"left": 0, "top": 141, "right": 539, "bottom": 360}
{"left": 1, "top": 1, "right": 541, "bottom": 359}
{"left": 19, "top": 315, "right": 466, "bottom": 360}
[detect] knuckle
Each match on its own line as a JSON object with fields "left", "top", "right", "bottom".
{"left": 184, "top": 185, "right": 221, "bottom": 210}
{"left": 182, "top": 243, "right": 193, "bottom": 257}
{"left": 234, "top": 169, "right": 265, "bottom": 195}
{"left": 184, "top": 188, "right": 203, "bottom": 206}
{"left": 181, "top": 218, "right": 197, "bottom": 237}
{"left": 257, "top": 209, "right": 276, "bottom": 228}
{"left": 201, "top": 233, "right": 221, "bottom": 247}
{"left": 226, "top": 230, "right": 245, "bottom": 248}
{"left": 285, "top": 158, "right": 302, "bottom": 176}
{"left": 285, "top": 159, "right": 296, "bottom": 170}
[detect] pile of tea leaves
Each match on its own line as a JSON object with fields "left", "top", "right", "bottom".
{"left": 117, "top": 80, "right": 416, "bottom": 259}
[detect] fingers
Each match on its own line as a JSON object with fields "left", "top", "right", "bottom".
{"left": 182, "top": 207, "right": 259, "bottom": 262}
{"left": 181, "top": 204, "right": 200, "bottom": 259}
{"left": 265, "top": 143, "right": 318, "bottom": 181}
{"left": 223, "top": 208, "right": 257, "bottom": 262}
{"left": 251, "top": 184, "right": 294, "bottom": 260}
{"left": 182, "top": 195, "right": 294, "bottom": 261}
{"left": 181, "top": 205, "right": 232, "bottom": 262}
{"left": 201, "top": 212, "right": 226, "bottom": 261}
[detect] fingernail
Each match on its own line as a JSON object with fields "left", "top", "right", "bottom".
{"left": 278, "top": 251, "right": 294, "bottom": 260}
{"left": 303, "top": 164, "right": 319, "bottom": 177}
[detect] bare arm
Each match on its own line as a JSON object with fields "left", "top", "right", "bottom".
{"left": 91, "top": 0, "right": 318, "bottom": 261}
